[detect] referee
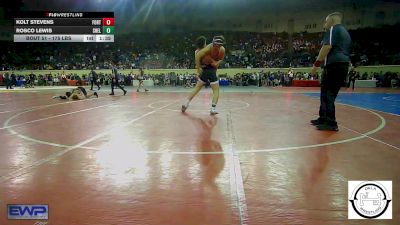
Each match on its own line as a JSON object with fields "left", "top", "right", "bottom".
{"left": 90, "top": 68, "right": 101, "bottom": 91}
{"left": 311, "top": 12, "right": 351, "bottom": 131}
{"left": 109, "top": 60, "right": 127, "bottom": 96}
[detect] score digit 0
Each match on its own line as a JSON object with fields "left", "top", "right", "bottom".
{"left": 102, "top": 18, "right": 114, "bottom": 26}
{"left": 102, "top": 26, "right": 114, "bottom": 34}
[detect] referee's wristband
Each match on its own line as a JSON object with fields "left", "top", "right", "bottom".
{"left": 313, "top": 60, "right": 322, "bottom": 67}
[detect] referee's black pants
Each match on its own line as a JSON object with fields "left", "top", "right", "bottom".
{"left": 318, "top": 63, "right": 349, "bottom": 126}
{"left": 90, "top": 80, "right": 100, "bottom": 90}
{"left": 111, "top": 80, "right": 125, "bottom": 94}
{"left": 5, "top": 79, "right": 12, "bottom": 89}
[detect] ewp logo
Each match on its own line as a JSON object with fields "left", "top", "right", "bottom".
{"left": 7, "top": 204, "right": 49, "bottom": 220}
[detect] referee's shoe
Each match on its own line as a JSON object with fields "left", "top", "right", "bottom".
{"left": 311, "top": 119, "right": 339, "bottom": 131}
{"left": 316, "top": 123, "right": 339, "bottom": 131}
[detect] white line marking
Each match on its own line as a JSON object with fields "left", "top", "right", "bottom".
{"left": 0, "top": 86, "right": 72, "bottom": 91}
{"left": 227, "top": 112, "right": 248, "bottom": 225}
{"left": 147, "top": 99, "right": 250, "bottom": 112}
{"left": 304, "top": 94, "right": 400, "bottom": 117}
{"left": 0, "top": 96, "right": 107, "bottom": 114}
{"left": 340, "top": 124, "right": 400, "bottom": 151}
{"left": 298, "top": 104, "right": 399, "bottom": 151}
{"left": 331, "top": 103, "right": 399, "bottom": 150}
{"left": 1, "top": 102, "right": 117, "bottom": 130}
{"left": 2, "top": 98, "right": 387, "bottom": 155}
{"left": 6, "top": 129, "right": 72, "bottom": 148}
{"left": 0, "top": 101, "right": 176, "bottom": 182}
{"left": 382, "top": 96, "right": 400, "bottom": 102}
{"left": 367, "top": 108, "right": 399, "bottom": 117}
{"left": 0, "top": 110, "right": 22, "bottom": 114}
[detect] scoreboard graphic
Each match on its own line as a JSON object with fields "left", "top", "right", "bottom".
{"left": 14, "top": 12, "right": 114, "bottom": 42}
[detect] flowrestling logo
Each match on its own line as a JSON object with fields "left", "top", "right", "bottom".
{"left": 348, "top": 181, "right": 392, "bottom": 219}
